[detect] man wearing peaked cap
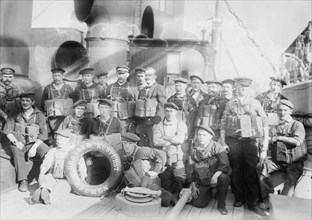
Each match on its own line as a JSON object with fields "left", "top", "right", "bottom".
{"left": 205, "top": 80, "right": 222, "bottom": 97}
{"left": 96, "top": 70, "right": 109, "bottom": 99}
{"left": 197, "top": 78, "right": 234, "bottom": 142}
{"left": 235, "top": 77, "right": 253, "bottom": 86}
{"left": 188, "top": 75, "right": 208, "bottom": 107}
{"left": 164, "top": 102, "right": 179, "bottom": 111}
{"left": 174, "top": 77, "right": 189, "bottom": 84}
{"left": 32, "top": 128, "right": 87, "bottom": 205}
{"left": 279, "top": 99, "right": 294, "bottom": 110}
{"left": 136, "top": 67, "right": 167, "bottom": 148}
{"left": 135, "top": 68, "right": 147, "bottom": 91}
{"left": 3, "top": 89, "right": 50, "bottom": 192}
{"left": 121, "top": 132, "right": 173, "bottom": 206}
{"left": 97, "top": 98, "right": 114, "bottom": 107}
{"left": 219, "top": 75, "right": 269, "bottom": 216}
{"left": 186, "top": 123, "right": 231, "bottom": 215}
{"left": 72, "top": 68, "right": 102, "bottom": 118}
{"left": 62, "top": 100, "right": 88, "bottom": 135}
{"left": 84, "top": 97, "right": 122, "bottom": 138}
{"left": 121, "top": 132, "right": 140, "bottom": 142}
{"left": 258, "top": 97, "right": 306, "bottom": 200}
{"left": 168, "top": 76, "right": 197, "bottom": 139}
{"left": 51, "top": 67, "right": 65, "bottom": 74}
{"left": 221, "top": 79, "right": 235, "bottom": 85}
{"left": 105, "top": 65, "right": 136, "bottom": 132}
{"left": 41, "top": 66, "right": 74, "bottom": 137}
{"left": 19, "top": 92, "right": 35, "bottom": 99}
{"left": 256, "top": 76, "right": 288, "bottom": 116}
{"left": 0, "top": 67, "right": 15, "bottom": 75}
{"left": 116, "top": 65, "right": 130, "bottom": 73}
{"left": 0, "top": 67, "right": 23, "bottom": 124}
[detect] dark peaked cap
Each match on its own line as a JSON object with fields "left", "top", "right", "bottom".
{"left": 122, "top": 132, "right": 140, "bottom": 142}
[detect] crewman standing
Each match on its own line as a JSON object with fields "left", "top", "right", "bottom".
{"left": 96, "top": 70, "right": 109, "bottom": 98}
{"left": 219, "top": 77, "right": 269, "bottom": 216}
{"left": 188, "top": 75, "right": 208, "bottom": 107}
{"left": 196, "top": 79, "right": 235, "bottom": 141}
{"left": 106, "top": 65, "right": 137, "bottom": 131}
{"left": 136, "top": 67, "right": 166, "bottom": 147}
{"left": 41, "top": 68, "right": 74, "bottom": 137}
{"left": 0, "top": 67, "right": 23, "bottom": 128}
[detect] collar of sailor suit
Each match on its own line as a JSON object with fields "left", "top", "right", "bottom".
{"left": 278, "top": 116, "right": 293, "bottom": 124}
{"left": 163, "top": 118, "right": 178, "bottom": 126}
{"left": 146, "top": 81, "right": 156, "bottom": 88}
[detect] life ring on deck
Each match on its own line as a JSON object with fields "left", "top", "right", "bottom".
{"left": 64, "top": 139, "right": 123, "bottom": 197}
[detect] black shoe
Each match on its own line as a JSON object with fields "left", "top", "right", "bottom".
{"left": 31, "top": 188, "right": 42, "bottom": 204}
{"left": 18, "top": 180, "right": 28, "bottom": 192}
{"left": 218, "top": 207, "right": 228, "bottom": 215}
{"left": 249, "top": 205, "right": 268, "bottom": 216}
{"left": 234, "top": 200, "right": 244, "bottom": 207}
{"left": 41, "top": 187, "right": 51, "bottom": 205}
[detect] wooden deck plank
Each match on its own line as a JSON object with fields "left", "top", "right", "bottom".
{"left": 197, "top": 199, "right": 216, "bottom": 219}
{"left": 161, "top": 206, "right": 173, "bottom": 219}
{"left": 209, "top": 199, "right": 222, "bottom": 219}
{"left": 149, "top": 206, "right": 171, "bottom": 220}
{"left": 186, "top": 206, "right": 202, "bottom": 219}
{"left": 176, "top": 204, "right": 192, "bottom": 219}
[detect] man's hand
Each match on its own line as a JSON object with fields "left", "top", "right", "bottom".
{"left": 15, "top": 142, "right": 24, "bottom": 150}
{"left": 271, "top": 136, "right": 280, "bottom": 143}
{"left": 259, "top": 150, "right": 267, "bottom": 167}
{"left": 27, "top": 145, "right": 37, "bottom": 158}
{"left": 210, "top": 171, "right": 222, "bottom": 187}
{"left": 191, "top": 182, "right": 200, "bottom": 199}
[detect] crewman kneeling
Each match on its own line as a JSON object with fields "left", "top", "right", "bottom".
{"left": 186, "top": 125, "right": 231, "bottom": 215}
{"left": 32, "top": 129, "right": 87, "bottom": 204}
{"left": 121, "top": 132, "right": 177, "bottom": 206}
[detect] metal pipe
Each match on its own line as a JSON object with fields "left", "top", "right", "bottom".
{"left": 166, "top": 188, "right": 192, "bottom": 219}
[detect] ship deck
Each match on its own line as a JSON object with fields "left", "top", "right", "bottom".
{"left": 1, "top": 183, "right": 269, "bottom": 220}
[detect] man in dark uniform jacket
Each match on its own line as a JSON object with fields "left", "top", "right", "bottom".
{"left": 0, "top": 67, "right": 23, "bottom": 129}
{"left": 72, "top": 68, "right": 102, "bottom": 103}
{"left": 136, "top": 67, "right": 167, "bottom": 148}
{"left": 84, "top": 99, "right": 123, "bottom": 137}
{"left": 256, "top": 77, "right": 287, "bottom": 113}
{"left": 168, "top": 77, "right": 197, "bottom": 140}
{"left": 219, "top": 77, "right": 269, "bottom": 216}
{"left": 41, "top": 68, "right": 74, "bottom": 136}
{"left": 188, "top": 75, "right": 208, "bottom": 107}
{"left": 96, "top": 71, "right": 109, "bottom": 98}
{"left": 197, "top": 79, "right": 235, "bottom": 141}
{"left": 3, "top": 92, "right": 50, "bottom": 192}
{"left": 186, "top": 125, "right": 231, "bottom": 215}
{"left": 106, "top": 65, "right": 137, "bottom": 131}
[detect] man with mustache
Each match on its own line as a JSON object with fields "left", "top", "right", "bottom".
{"left": 3, "top": 92, "right": 50, "bottom": 192}
{"left": 41, "top": 68, "right": 74, "bottom": 137}
{"left": 0, "top": 67, "right": 23, "bottom": 129}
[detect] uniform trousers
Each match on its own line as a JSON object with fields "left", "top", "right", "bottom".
{"left": 226, "top": 136, "right": 259, "bottom": 207}
{"left": 191, "top": 174, "right": 230, "bottom": 208}
{"left": 11, "top": 142, "right": 50, "bottom": 181}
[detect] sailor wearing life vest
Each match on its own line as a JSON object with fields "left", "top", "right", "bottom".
{"left": 153, "top": 102, "right": 188, "bottom": 183}
{"left": 3, "top": 92, "right": 50, "bottom": 192}
{"left": 41, "top": 68, "right": 74, "bottom": 136}
{"left": 167, "top": 77, "right": 197, "bottom": 141}
{"left": 196, "top": 79, "right": 235, "bottom": 141}
{"left": 219, "top": 77, "right": 269, "bottom": 216}
{"left": 136, "top": 67, "right": 167, "bottom": 148}
{"left": 0, "top": 67, "right": 23, "bottom": 129}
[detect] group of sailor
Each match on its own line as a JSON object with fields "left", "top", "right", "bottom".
{"left": 0, "top": 65, "right": 307, "bottom": 216}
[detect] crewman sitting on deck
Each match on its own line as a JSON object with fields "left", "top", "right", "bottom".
{"left": 121, "top": 132, "right": 179, "bottom": 206}
{"left": 3, "top": 92, "right": 50, "bottom": 192}
{"left": 257, "top": 99, "right": 307, "bottom": 198}
{"left": 186, "top": 125, "right": 231, "bottom": 215}
{"left": 31, "top": 129, "right": 87, "bottom": 205}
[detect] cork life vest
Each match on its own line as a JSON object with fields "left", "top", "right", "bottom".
{"left": 13, "top": 113, "right": 40, "bottom": 144}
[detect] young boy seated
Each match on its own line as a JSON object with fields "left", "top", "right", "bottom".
{"left": 32, "top": 129, "right": 87, "bottom": 204}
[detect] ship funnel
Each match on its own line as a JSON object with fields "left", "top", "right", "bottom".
{"left": 141, "top": 5, "right": 182, "bottom": 39}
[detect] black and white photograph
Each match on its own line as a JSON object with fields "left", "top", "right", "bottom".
{"left": 0, "top": 0, "right": 311, "bottom": 219}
